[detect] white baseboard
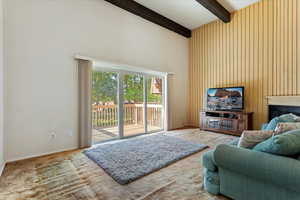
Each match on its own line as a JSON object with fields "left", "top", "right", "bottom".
{"left": 6, "top": 146, "right": 78, "bottom": 163}
{"left": 0, "top": 162, "right": 5, "bottom": 176}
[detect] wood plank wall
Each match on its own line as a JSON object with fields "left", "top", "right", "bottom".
{"left": 188, "top": 0, "right": 300, "bottom": 129}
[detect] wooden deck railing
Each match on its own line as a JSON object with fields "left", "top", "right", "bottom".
{"left": 92, "top": 104, "right": 163, "bottom": 129}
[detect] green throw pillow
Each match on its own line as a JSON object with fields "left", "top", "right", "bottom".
{"left": 265, "top": 117, "right": 281, "bottom": 131}
{"left": 278, "top": 113, "right": 298, "bottom": 122}
{"left": 265, "top": 114, "right": 298, "bottom": 131}
{"left": 253, "top": 129, "right": 300, "bottom": 156}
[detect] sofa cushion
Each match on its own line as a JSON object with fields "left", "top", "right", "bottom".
{"left": 265, "top": 114, "right": 298, "bottom": 131}
{"left": 238, "top": 130, "right": 274, "bottom": 149}
{"left": 202, "top": 150, "right": 217, "bottom": 171}
{"left": 253, "top": 129, "right": 300, "bottom": 156}
{"left": 275, "top": 123, "right": 300, "bottom": 134}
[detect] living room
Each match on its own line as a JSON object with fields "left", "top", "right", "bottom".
{"left": 1, "top": 0, "right": 300, "bottom": 199}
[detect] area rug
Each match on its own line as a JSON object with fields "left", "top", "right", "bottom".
{"left": 84, "top": 134, "right": 208, "bottom": 185}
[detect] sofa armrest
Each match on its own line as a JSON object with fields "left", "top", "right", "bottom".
{"left": 214, "top": 144, "right": 300, "bottom": 193}
{"left": 202, "top": 150, "right": 217, "bottom": 171}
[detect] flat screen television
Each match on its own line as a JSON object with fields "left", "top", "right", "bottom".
{"left": 207, "top": 87, "right": 244, "bottom": 111}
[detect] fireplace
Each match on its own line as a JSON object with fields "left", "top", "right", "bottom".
{"left": 267, "top": 96, "right": 300, "bottom": 122}
{"left": 269, "top": 105, "right": 300, "bottom": 121}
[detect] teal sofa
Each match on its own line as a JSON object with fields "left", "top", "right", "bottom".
{"left": 203, "top": 143, "right": 300, "bottom": 200}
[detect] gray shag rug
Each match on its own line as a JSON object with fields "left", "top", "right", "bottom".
{"left": 84, "top": 134, "right": 208, "bottom": 185}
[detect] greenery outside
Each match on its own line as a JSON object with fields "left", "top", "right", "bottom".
{"left": 92, "top": 71, "right": 162, "bottom": 104}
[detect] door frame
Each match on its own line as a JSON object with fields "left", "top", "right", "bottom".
{"left": 92, "top": 65, "right": 167, "bottom": 141}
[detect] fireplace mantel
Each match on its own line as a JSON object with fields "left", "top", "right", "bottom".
{"left": 266, "top": 96, "right": 300, "bottom": 107}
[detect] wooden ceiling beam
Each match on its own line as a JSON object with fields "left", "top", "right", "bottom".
{"left": 196, "top": 0, "right": 231, "bottom": 23}
{"left": 104, "top": 0, "right": 191, "bottom": 38}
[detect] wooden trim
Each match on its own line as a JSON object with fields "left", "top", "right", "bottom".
{"left": 103, "top": 0, "right": 191, "bottom": 38}
{"left": 196, "top": 0, "right": 231, "bottom": 23}
{"left": 266, "top": 96, "right": 300, "bottom": 106}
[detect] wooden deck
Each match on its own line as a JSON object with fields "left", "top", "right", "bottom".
{"left": 92, "top": 124, "right": 161, "bottom": 144}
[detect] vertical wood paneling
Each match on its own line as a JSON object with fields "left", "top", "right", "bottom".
{"left": 188, "top": 0, "right": 300, "bottom": 129}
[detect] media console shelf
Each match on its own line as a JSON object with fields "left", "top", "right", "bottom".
{"left": 199, "top": 110, "right": 253, "bottom": 136}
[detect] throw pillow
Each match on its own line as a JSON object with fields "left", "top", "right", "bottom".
{"left": 265, "top": 114, "right": 299, "bottom": 131}
{"left": 278, "top": 113, "right": 299, "bottom": 122}
{"left": 265, "top": 117, "right": 281, "bottom": 131}
{"left": 238, "top": 130, "right": 274, "bottom": 149}
{"left": 275, "top": 123, "right": 300, "bottom": 134}
{"left": 261, "top": 123, "right": 269, "bottom": 130}
{"left": 253, "top": 129, "right": 300, "bottom": 156}
{"left": 291, "top": 113, "right": 300, "bottom": 122}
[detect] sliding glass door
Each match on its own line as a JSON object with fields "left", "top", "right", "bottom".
{"left": 147, "top": 76, "right": 164, "bottom": 132}
{"left": 123, "top": 73, "right": 145, "bottom": 137}
{"left": 91, "top": 70, "right": 119, "bottom": 144}
{"left": 91, "top": 68, "right": 165, "bottom": 144}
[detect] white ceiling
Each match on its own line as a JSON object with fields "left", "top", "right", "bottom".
{"left": 135, "top": 0, "right": 260, "bottom": 30}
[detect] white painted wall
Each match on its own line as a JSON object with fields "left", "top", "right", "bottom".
{"left": 5, "top": 0, "right": 189, "bottom": 161}
{"left": 0, "top": 0, "right": 4, "bottom": 173}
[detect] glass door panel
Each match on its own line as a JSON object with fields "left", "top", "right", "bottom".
{"left": 123, "top": 74, "right": 145, "bottom": 137}
{"left": 147, "top": 76, "right": 164, "bottom": 132}
{"left": 91, "top": 70, "right": 119, "bottom": 144}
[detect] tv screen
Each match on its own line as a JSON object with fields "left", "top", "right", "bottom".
{"left": 207, "top": 87, "right": 244, "bottom": 111}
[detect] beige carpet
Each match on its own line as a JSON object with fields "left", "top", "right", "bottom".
{"left": 0, "top": 129, "right": 237, "bottom": 200}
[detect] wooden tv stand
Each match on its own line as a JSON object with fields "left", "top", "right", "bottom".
{"left": 199, "top": 110, "right": 253, "bottom": 136}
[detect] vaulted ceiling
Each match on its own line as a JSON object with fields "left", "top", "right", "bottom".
{"left": 104, "top": 0, "right": 260, "bottom": 38}
{"left": 135, "top": 0, "right": 260, "bottom": 29}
